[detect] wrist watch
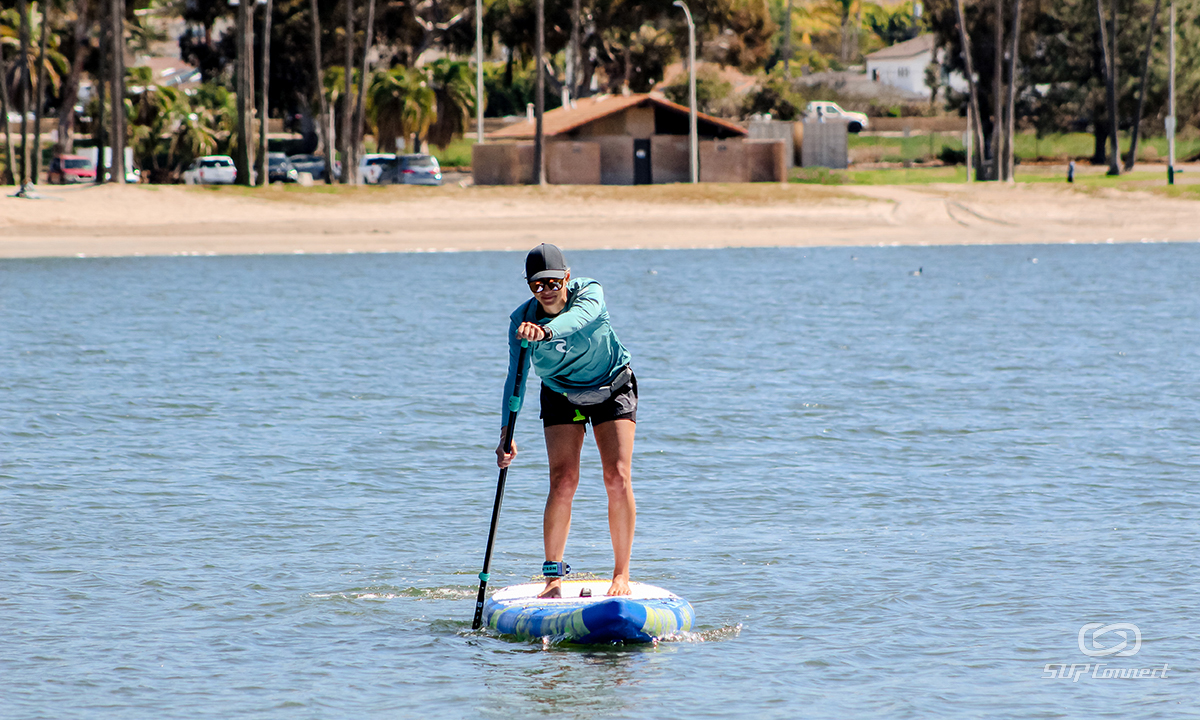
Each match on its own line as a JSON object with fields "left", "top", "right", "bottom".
{"left": 541, "top": 326, "right": 552, "bottom": 341}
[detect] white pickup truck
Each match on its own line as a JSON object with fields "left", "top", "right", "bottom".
{"left": 805, "top": 101, "right": 869, "bottom": 133}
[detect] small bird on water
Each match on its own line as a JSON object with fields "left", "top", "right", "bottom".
{"left": 909, "top": 267, "right": 923, "bottom": 276}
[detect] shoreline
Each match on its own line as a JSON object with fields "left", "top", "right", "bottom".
{"left": 2, "top": 182, "right": 1198, "bottom": 259}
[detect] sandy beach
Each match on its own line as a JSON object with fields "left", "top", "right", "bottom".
{"left": 1, "top": 180, "right": 1197, "bottom": 258}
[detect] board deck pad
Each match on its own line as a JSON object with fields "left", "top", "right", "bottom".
{"left": 483, "top": 580, "right": 694, "bottom": 644}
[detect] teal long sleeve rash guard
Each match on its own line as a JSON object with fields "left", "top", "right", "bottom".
{"left": 501, "top": 277, "right": 632, "bottom": 426}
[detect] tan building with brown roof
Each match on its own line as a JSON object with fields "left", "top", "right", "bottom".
{"left": 473, "top": 93, "right": 786, "bottom": 185}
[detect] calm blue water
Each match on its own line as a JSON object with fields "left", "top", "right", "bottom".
{"left": 2, "top": 243, "right": 1198, "bottom": 719}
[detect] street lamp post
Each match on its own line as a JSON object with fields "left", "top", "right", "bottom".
{"left": 476, "top": 0, "right": 484, "bottom": 144}
{"left": 1168, "top": 0, "right": 1176, "bottom": 185}
{"left": 674, "top": 1, "right": 698, "bottom": 183}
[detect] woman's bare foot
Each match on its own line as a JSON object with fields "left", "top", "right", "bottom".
{"left": 538, "top": 579, "right": 563, "bottom": 598}
{"left": 606, "top": 576, "right": 632, "bottom": 596}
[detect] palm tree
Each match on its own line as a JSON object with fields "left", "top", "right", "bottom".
{"left": 125, "top": 70, "right": 234, "bottom": 182}
{"left": 175, "top": 105, "right": 220, "bottom": 162}
{"left": 366, "top": 67, "right": 403, "bottom": 153}
{"left": 323, "top": 64, "right": 355, "bottom": 151}
{"left": 0, "top": 5, "right": 69, "bottom": 96}
{"left": 367, "top": 67, "right": 434, "bottom": 154}
{"left": 399, "top": 71, "right": 435, "bottom": 153}
{"left": 191, "top": 82, "right": 237, "bottom": 155}
{"left": 426, "top": 58, "right": 475, "bottom": 151}
{"left": 126, "top": 68, "right": 188, "bottom": 180}
{"left": 127, "top": 12, "right": 167, "bottom": 56}
{"left": 2, "top": 3, "right": 71, "bottom": 179}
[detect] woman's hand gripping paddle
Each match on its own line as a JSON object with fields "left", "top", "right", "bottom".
{"left": 472, "top": 339, "right": 530, "bottom": 630}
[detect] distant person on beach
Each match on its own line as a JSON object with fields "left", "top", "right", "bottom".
{"left": 496, "top": 244, "right": 637, "bottom": 598}
{"left": 1068, "top": 160, "right": 1076, "bottom": 183}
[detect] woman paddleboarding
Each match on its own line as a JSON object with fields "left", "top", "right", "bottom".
{"left": 496, "top": 244, "right": 637, "bottom": 599}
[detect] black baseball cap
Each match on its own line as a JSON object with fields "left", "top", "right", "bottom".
{"left": 525, "top": 244, "right": 568, "bottom": 281}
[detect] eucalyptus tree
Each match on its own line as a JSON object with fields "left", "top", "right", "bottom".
{"left": 258, "top": 0, "right": 273, "bottom": 186}
{"left": 57, "top": 0, "right": 94, "bottom": 154}
{"left": 234, "top": 0, "right": 253, "bottom": 185}
{"left": 348, "top": 0, "right": 376, "bottom": 184}
{"left": 32, "top": 0, "right": 52, "bottom": 181}
{"left": 178, "top": 0, "right": 231, "bottom": 81}
{"left": 307, "top": 0, "right": 332, "bottom": 181}
{"left": 15, "top": 0, "right": 32, "bottom": 184}
{"left": 110, "top": 0, "right": 126, "bottom": 183}
{"left": 1125, "top": 0, "right": 1162, "bottom": 170}
{"left": 1003, "top": 0, "right": 1022, "bottom": 180}
{"left": 0, "top": 37, "right": 14, "bottom": 183}
{"left": 828, "top": 0, "right": 862, "bottom": 62}
{"left": 929, "top": 0, "right": 1028, "bottom": 179}
{"left": 1095, "top": 0, "right": 1120, "bottom": 174}
{"left": 340, "top": 0, "right": 352, "bottom": 182}
{"left": 483, "top": 0, "right": 773, "bottom": 104}
{"left": 864, "top": 0, "right": 922, "bottom": 45}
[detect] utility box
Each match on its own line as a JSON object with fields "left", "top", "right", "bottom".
{"left": 472, "top": 143, "right": 536, "bottom": 184}
{"left": 801, "top": 120, "right": 849, "bottom": 170}
{"left": 747, "top": 117, "right": 795, "bottom": 169}
{"left": 546, "top": 141, "right": 601, "bottom": 185}
{"left": 746, "top": 140, "right": 787, "bottom": 182}
{"left": 700, "top": 139, "right": 749, "bottom": 183}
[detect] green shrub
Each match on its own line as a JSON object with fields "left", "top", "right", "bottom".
{"left": 742, "top": 73, "right": 806, "bottom": 120}
{"left": 662, "top": 67, "right": 736, "bottom": 116}
{"left": 939, "top": 146, "right": 966, "bottom": 165}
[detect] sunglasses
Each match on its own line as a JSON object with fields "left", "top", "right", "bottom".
{"left": 528, "top": 278, "right": 564, "bottom": 293}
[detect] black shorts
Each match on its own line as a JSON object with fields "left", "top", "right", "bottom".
{"left": 540, "top": 373, "right": 638, "bottom": 428}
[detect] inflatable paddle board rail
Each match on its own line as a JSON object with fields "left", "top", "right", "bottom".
{"left": 482, "top": 580, "right": 694, "bottom": 644}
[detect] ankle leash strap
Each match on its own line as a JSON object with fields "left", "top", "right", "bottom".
{"left": 542, "top": 561, "right": 571, "bottom": 578}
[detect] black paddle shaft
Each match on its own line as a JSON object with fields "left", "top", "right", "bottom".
{"left": 472, "top": 340, "right": 530, "bottom": 630}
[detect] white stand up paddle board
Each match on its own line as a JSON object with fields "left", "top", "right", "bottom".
{"left": 482, "top": 580, "right": 694, "bottom": 644}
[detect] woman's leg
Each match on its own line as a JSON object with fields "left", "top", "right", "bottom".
{"left": 540, "top": 423, "right": 586, "bottom": 598}
{"left": 593, "top": 418, "right": 637, "bottom": 596}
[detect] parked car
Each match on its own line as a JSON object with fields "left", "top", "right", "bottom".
{"left": 358, "top": 153, "right": 395, "bottom": 184}
{"left": 266, "top": 153, "right": 300, "bottom": 183}
{"left": 386, "top": 154, "right": 443, "bottom": 186}
{"left": 98, "top": 167, "right": 142, "bottom": 183}
{"left": 82, "top": 147, "right": 141, "bottom": 183}
{"left": 805, "top": 101, "right": 869, "bottom": 133}
{"left": 183, "top": 155, "right": 237, "bottom": 185}
{"left": 47, "top": 155, "right": 96, "bottom": 184}
{"left": 288, "top": 153, "right": 341, "bottom": 181}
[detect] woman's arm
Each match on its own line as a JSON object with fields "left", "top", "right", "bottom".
{"left": 541, "top": 281, "right": 603, "bottom": 339}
